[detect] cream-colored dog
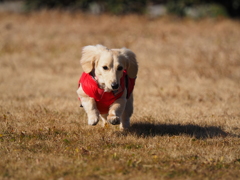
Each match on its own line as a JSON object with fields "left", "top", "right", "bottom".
{"left": 77, "top": 44, "right": 138, "bottom": 129}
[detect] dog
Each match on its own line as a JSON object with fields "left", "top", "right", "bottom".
{"left": 77, "top": 44, "right": 138, "bottom": 129}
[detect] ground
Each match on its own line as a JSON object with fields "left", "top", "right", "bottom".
{"left": 0, "top": 11, "right": 240, "bottom": 179}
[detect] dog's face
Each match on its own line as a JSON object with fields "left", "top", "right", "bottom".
{"left": 95, "top": 50, "right": 125, "bottom": 91}
{"left": 80, "top": 45, "right": 138, "bottom": 92}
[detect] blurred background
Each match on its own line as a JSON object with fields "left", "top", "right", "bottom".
{"left": 1, "top": 2, "right": 240, "bottom": 178}
{"left": 0, "top": 0, "right": 240, "bottom": 18}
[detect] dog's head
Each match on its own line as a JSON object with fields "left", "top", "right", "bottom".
{"left": 80, "top": 44, "right": 138, "bottom": 92}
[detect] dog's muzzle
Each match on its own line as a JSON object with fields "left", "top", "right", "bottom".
{"left": 111, "top": 83, "right": 119, "bottom": 90}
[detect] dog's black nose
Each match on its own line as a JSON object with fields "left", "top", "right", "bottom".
{"left": 111, "top": 83, "right": 119, "bottom": 90}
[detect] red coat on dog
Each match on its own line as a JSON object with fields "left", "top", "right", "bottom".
{"left": 78, "top": 70, "right": 136, "bottom": 114}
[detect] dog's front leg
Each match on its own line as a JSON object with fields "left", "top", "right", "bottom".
{"left": 107, "top": 89, "right": 127, "bottom": 125}
{"left": 81, "top": 97, "right": 99, "bottom": 125}
{"left": 77, "top": 86, "right": 99, "bottom": 125}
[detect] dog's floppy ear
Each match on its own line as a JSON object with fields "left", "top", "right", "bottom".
{"left": 120, "top": 48, "right": 138, "bottom": 78}
{"left": 80, "top": 44, "right": 107, "bottom": 73}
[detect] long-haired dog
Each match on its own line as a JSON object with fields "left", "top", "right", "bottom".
{"left": 77, "top": 44, "right": 138, "bottom": 129}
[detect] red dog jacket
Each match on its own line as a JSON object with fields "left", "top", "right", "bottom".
{"left": 78, "top": 70, "right": 136, "bottom": 114}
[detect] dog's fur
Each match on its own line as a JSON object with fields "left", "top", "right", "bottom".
{"left": 77, "top": 44, "right": 138, "bottom": 129}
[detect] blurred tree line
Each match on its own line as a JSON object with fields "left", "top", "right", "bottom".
{"left": 24, "top": 0, "right": 240, "bottom": 18}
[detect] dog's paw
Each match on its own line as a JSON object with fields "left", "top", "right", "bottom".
{"left": 88, "top": 115, "right": 99, "bottom": 126}
{"left": 107, "top": 115, "right": 120, "bottom": 125}
{"left": 120, "top": 122, "right": 130, "bottom": 130}
{"left": 88, "top": 119, "right": 99, "bottom": 125}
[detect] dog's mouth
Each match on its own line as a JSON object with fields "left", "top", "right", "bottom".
{"left": 97, "top": 82, "right": 113, "bottom": 92}
{"left": 102, "top": 84, "right": 120, "bottom": 92}
{"left": 106, "top": 86, "right": 119, "bottom": 92}
{"left": 96, "top": 77, "right": 120, "bottom": 92}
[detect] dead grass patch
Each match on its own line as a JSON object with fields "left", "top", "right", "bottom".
{"left": 0, "top": 11, "right": 240, "bottom": 179}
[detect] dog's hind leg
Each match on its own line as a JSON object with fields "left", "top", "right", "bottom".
{"left": 107, "top": 89, "right": 127, "bottom": 125}
{"left": 120, "top": 94, "right": 133, "bottom": 130}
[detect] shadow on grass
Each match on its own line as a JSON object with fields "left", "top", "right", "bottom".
{"left": 127, "top": 122, "right": 228, "bottom": 139}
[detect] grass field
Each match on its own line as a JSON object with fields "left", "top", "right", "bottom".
{"left": 0, "top": 11, "right": 240, "bottom": 179}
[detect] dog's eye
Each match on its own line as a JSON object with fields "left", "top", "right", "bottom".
{"left": 117, "top": 66, "right": 123, "bottom": 71}
{"left": 103, "top": 66, "right": 108, "bottom": 70}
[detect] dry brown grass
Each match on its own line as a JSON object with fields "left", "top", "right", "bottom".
{"left": 1, "top": 11, "right": 240, "bottom": 179}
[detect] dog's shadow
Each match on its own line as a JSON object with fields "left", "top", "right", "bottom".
{"left": 126, "top": 122, "right": 228, "bottom": 139}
